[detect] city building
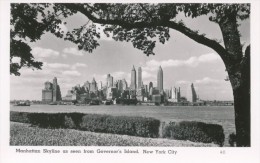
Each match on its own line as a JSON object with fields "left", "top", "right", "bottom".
{"left": 83, "top": 81, "right": 91, "bottom": 92}
{"left": 144, "top": 84, "right": 148, "bottom": 97}
{"left": 168, "top": 87, "right": 181, "bottom": 102}
{"left": 122, "top": 79, "right": 128, "bottom": 90}
{"left": 130, "top": 65, "right": 137, "bottom": 90}
{"left": 98, "top": 81, "right": 102, "bottom": 90}
{"left": 138, "top": 67, "right": 142, "bottom": 89}
{"left": 136, "top": 87, "right": 145, "bottom": 101}
{"left": 42, "top": 77, "right": 62, "bottom": 102}
{"left": 157, "top": 66, "right": 163, "bottom": 94}
{"left": 90, "top": 78, "right": 98, "bottom": 92}
{"left": 149, "top": 82, "right": 153, "bottom": 91}
{"left": 106, "top": 87, "right": 118, "bottom": 100}
{"left": 186, "top": 83, "right": 197, "bottom": 102}
{"left": 117, "top": 80, "right": 124, "bottom": 93}
{"left": 63, "top": 89, "right": 79, "bottom": 101}
{"left": 106, "top": 74, "right": 113, "bottom": 88}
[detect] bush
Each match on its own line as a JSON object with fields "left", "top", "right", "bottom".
{"left": 10, "top": 112, "right": 30, "bottom": 123}
{"left": 10, "top": 111, "right": 160, "bottom": 138}
{"left": 80, "top": 115, "right": 160, "bottom": 137}
{"left": 228, "top": 133, "right": 236, "bottom": 147}
{"left": 162, "top": 121, "right": 225, "bottom": 146}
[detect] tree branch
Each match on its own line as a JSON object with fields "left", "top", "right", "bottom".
{"left": 64, "top": 3, "right": 229, "bottom": 63}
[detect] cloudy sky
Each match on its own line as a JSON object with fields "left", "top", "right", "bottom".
{"left": 10, "top": 10, "right": 250, "bottom": 101}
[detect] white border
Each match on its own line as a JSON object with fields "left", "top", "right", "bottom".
{"left": 1, "top": 0, "right": 260, "bottom": 163}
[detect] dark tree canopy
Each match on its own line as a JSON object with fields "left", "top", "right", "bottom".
{"left": 10, "top": 3, "right": 249, "bottom": 75}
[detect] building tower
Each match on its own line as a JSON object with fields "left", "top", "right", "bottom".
{"left": 122, "top": 79, "right": 128, "bottom": 90}
{"left": 138, "top": 67, "right": 142, "bottom": 89}
{"left": 43, "top": 77, "right": 61, "bottom": 102}
{"left": 53, "top": 77, "right": 58, "bottom": 102}
{"left": 98, "top": 81, "right": 102, "bottom": 90}
{"left": 149, "top": 82, "right": 153, "bottom": 91}
{"left": 106, "top": 74, "right": 113, "bottom": 88}
{"left": 130, "top": 65, "right": 136, "bottom": 90}
{"left": 157, "top": 66, "right": 163, "bottom": 93}
{"left": 42, "top": 81, "right": 53, "bottom": 102}
{"left": 186, "top": 83, "right": 197, "bottom": 102}
{"left": 90, "top": 78, "right": 97, "bottom": 92}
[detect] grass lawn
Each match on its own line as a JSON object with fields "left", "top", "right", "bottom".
{"left": 10, "top": 122, "right": 217, "bottom": 147}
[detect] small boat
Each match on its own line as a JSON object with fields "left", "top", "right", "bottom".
{"left": 49, "top": 102, "right": 58, "bottom": 105}
{"left": 13, "top": 101, "right": 30, "bottom": 106}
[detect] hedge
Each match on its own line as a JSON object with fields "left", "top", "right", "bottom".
{"left": 10, "top": 111, "right": 160, "bottom": 138}
{"left": 162, "top": 121, "right": 225, "bottom": 146}
{"left": 10, "top": 112, "right": 30, "bottom": 123}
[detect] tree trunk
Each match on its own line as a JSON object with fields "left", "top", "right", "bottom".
{"left": 235, "top": 45, "right": 250, "bottom": 147}
{"left": 219, "top": 14, "right": 250, "bottom": 147}
{"left": 228, "top": 46, "right": 250, "bottom": 147}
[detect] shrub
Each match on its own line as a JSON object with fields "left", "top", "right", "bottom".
{"left": 80, "top": 115, "right": 160, "bottom": 138}
{"left": 10, "top": 111, "right": 160, "bottom": 138}
{"left": 162, "top": 121, "right": 225, "bottom": 146}
{"left": 10, "top": 112, "right": 30, "bottom": 123}
{"left": 27, "top": 113, "right": 67, "bottom": 128}
{"left": 228, "top": 133, "right": 236, "bottom": 147}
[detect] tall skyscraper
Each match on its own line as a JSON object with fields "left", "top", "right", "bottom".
{"left": 157, "top": 66, "right": 163, "bottom": 93}
{"left": 130, "top": 65, "right": 136, "bottom": 90}
{"left": 53, "top": 77, "right": 58, "bottom": 101}
{"left": 117, "top": 80, "right": 123, "bottom": 93}
{"left": 98, "top": 81, "right": 102, "bottom": 90}
{"left": 122, "top": 79, "right": 128, "bottom": 90}
{"left": 186, "top": 83, "right": 197, "bottom": 102}
{"left": 42, "top": 77, "right": 62, "bottom": 102}
{"left": 90, "top": 78, "right": 97, "bottom": 92}
{"left": 149, "top": 82, "right": 153, "bottom": 91}
{"left": 138, "top": 67, "right": 142, "bottom": 89}
{"left": 106, "top": 74, "right": 113, "bottom": 88}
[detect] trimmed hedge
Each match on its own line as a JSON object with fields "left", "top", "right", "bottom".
{"left": 10, "top": 111, "right": 160, "bottom": 138}
{"left": 10, "top": 112, "right": 30, "bottom": 123}
{"left": 162, "top": 121, "right": 225, "bottom": 146}
{"left": 80, "top": 114, "right": 159, "bottom": 137}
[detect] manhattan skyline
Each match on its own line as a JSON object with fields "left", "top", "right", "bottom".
{"left": 10, "top": 11, "right": 250, "bottom": 101}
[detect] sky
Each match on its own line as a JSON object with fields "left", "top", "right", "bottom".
{"left": 10, "top": 10, "right": 250, "bottom": 101}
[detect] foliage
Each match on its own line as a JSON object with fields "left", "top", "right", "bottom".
{"left": 10, "top": 111, "right": 30, "bottom": 123}
{"left": 10, "top": 111, "right": 160, "bottom": 138}
{"left": 10, "top": 122, "right": 217, "bottom": 146}
{"left": 80, "top": 114, "right": 160, "bottom": 138}
{"left": 10, "top": 3, "right": 250, "bottom": 75}
{"left": 162, "top": 121, "right": 225, "bottom": 146}
{"left": 228, "top": 133, "right": 237, "bottom": 147}
{"left": 10, "top": 3, "right": 76, "bottom": 75}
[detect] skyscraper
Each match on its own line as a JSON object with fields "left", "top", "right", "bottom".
{"left": 117, "top": 80, "right": 123, "bottom": 93}
{"left": 186, "top": 83, "right": 197, "bottom": 102}
{"left": 53, "top": 77, "right": 58, "bottom": 101}
{"left": 98, "top": 81, "right": 102, "bottom": 90}
{"left": 122, "top": 79, "right": 128, "bottom": 90}
{"left": 157, "top": 66, "right": 163, "bottom": 93}
{"left": 42, "top": 77, "right": 62, "bottom": 102}
{"left": 138, "top": 67, "right": 142, "bottom": 89}
{"left": 130, "top": 65, "right": 136, "bottom": 90}
{"left": 90, "top": 78, "right": 97, "bottom": 92}
{"left": 106, "top": 74, "right": 113, "bottom": 88}
{"left": 149, "top": 82, "right": 153, "bottom": 91}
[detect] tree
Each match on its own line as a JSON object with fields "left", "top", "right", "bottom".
{"left": 10, "top": 3, "right": 250, "bottom": 146}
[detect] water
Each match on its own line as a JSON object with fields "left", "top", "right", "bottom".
{"left": 10, "top": 105, "right": 235, "bottom": 146}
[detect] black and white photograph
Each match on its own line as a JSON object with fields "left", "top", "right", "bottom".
{"left": 1, "top": 1, "right": 260, "bottom": 163}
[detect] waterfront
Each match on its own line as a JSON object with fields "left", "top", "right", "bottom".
{"left": 11, "top": 105, "right": 235, "bottom": 146}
